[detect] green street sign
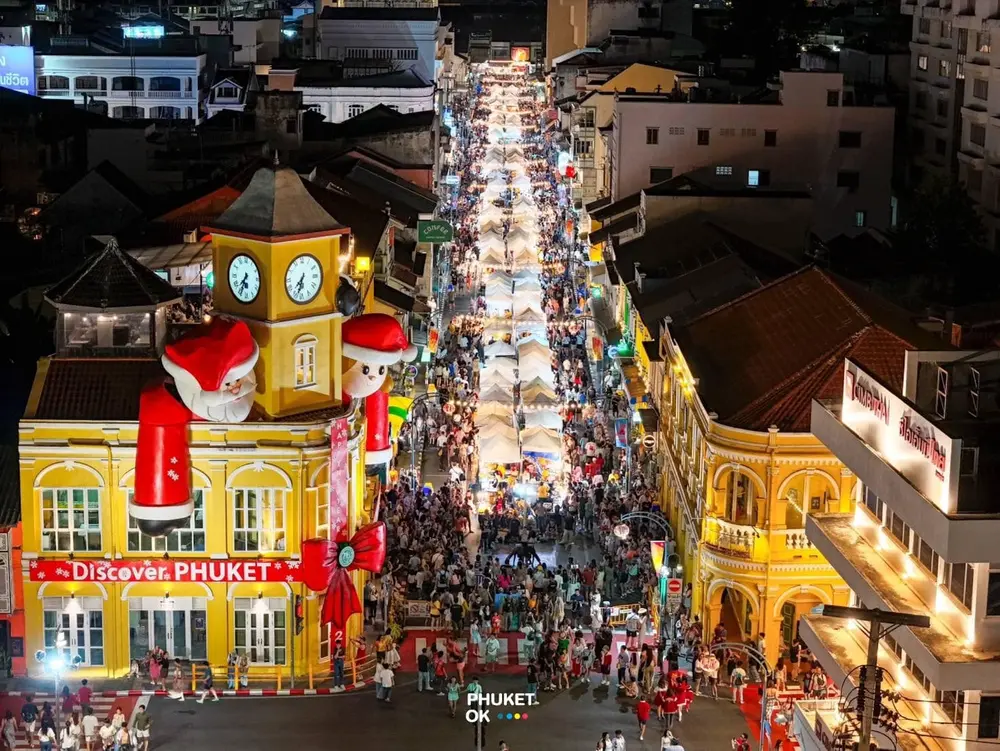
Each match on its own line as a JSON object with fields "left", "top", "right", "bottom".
{"left": 417, "top": 219, "right": 454, "bottom": 244}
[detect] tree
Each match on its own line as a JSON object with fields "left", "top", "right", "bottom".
{"left": 722, "top": 0, "right": 821, "bottom": 79}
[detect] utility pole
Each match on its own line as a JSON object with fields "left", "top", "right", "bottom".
{"left": 820, "top": 605, "right": 930, "bottom": 751}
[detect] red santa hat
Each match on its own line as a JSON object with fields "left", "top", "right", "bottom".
{"left": 161, "top": 317, "right": 259, "bottom": 393}
{"left": 342, "top": 313, "right": 418, "bottom": 365}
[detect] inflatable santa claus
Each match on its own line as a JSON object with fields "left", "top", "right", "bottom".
{"left": 132, "top": 317, "right": 259, "bottom": 536}
{"left": 341, "top": 313, "right": 416, "bottom": 466}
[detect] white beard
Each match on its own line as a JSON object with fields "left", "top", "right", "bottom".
{"left": 180, "top": 374, "right": 257, "bottom": 423}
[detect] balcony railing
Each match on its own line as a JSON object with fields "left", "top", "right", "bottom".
{"left": 704, "top": 517, "right": 761, "bottom": 560}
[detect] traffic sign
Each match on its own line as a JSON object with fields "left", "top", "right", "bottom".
{"left": 666, "top": 577, "right": 683, "bottom": 613}
{"left": 642, "top": 434, "right": 655, "bottom": 449}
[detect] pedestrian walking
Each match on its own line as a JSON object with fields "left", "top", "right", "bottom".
{"left": 730, "top": 662, "right": 747, "bottom": 704}
{"left": 612, "top": 729, "right": 626, "bottom": 751}
{"left": 196, "top": 666, "right": 219, "bottom": 703}
{"left": 21, "top": 695, "right": 39, "bottom": 749}
{"left": 37, "top": 720, "right": 55, "bottom": 751}
{"left": 81, "top": 709, "right": 98, "bottom": 751}
{"left": 374, "top": 662, "right": 385, "bottom": 701}
{"left": 636, "top": 697, "right": 650, "bottom": 741}
{"left": 333, "top": 638, "right": 347, "bottom": 691}
{"left": 447, "top": 677, "right": 460, "bottom": 717}
{"left": 168, "top": 660, "right": 185, "bottom": 701}
{"left": 381, "top": 664, "right": 395, "bottom": 703}
{"left": 131, "top": 705, "right": 150, "bottom": 751}
{"left": 2, "top": 710, "right": 17, "bottom": 751}
{"left": 595, "top": 732, "right": 612, "bottom": 751}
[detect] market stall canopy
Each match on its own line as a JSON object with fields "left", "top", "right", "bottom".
{"left": 513, "top": 306, "right": 546, "bottom": 324}
{"left": 481, "top": 383, "right": 515, "bottom": 403}
{"left": 517, "top": 337, "right": 552, "bottom": 357}
{"left": 524, "top": 409, "right": 562, "bottom": 430}
{"left": 477, "top": 415, "right": 519, "bottom": 437}
{"left": 479, "top": 247, "right": 507, "bottom": 266}
{"left": 520, "top": 426, "right": 562, "bottom": 457}
{"left": 483, "top": 357, "right": 517, "bottom": 381}
{"left": 480, "top": 431, "right": 521, "bottom": 465}
{"left": 518, "top": 360, "right": 556, "bottom": 385}
{"left": 484, "top": 340, "right": 516, "bottom": 358}
{"left": 477, "top": 401, "right": 516, "bottom": 421}
{"left": 512, "top": 277, "right": 542, "bottom": 293}
{"left": 521, "top": 378, "right": 560, "bottom": 405}
{"left": 512, "top": 247, "right": 539, "bottom": 265}
{"left": 481, "top": 369, "right": 516, "bottom": 391}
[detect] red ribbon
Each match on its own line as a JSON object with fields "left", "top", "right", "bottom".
{"left": 301, "top": 522, "right": 387, "bottom": 629}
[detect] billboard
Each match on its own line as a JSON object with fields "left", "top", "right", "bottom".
{"left": 841, "top": 358, "right": 960, "bottom": 514}
{"left": 0, "top": 45, "right": 35, "bottom": 96}
{"left": 511, "top": 47, "right": 530, "bottom": 63}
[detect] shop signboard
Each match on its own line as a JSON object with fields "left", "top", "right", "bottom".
{"left": 0, "top": 45, "right": 36, "bottom": 96}
{"left": 417, "top": 219, "right": 454, "bottom": 244}
{"left": 841, "top": 358, "right": 960, "bottom": 513}
{"left": 329, "top": 416, "right": 350, "bottom": 535}
{"left": 29, "top": 559, "right": 302, "bottom": 583}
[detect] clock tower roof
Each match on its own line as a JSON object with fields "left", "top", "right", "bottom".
{"left": 204, "top": 165, "right": 348, "bottom": 243}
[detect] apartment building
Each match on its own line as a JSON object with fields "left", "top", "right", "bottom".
{"left": 606, "top": 70, "right": 895, "bottom": 239}
{"left": 805, "top": 350, "right": 1000, "bottom": 750}
{"left": 903, "top": 0, "right": 1000, "bottom": 248}
{"left": 316, "top": 4, "right": 440, "bottom": 82}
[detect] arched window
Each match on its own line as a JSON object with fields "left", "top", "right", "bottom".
{"left": 294, "top": 335, "right": 318, "bottom": 388}
{"left": 722, "top": 468, "right": 759, "bottom": 526}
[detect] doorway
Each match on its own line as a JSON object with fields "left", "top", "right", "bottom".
{"left": 233, "top": 597, "right": 287, "bottom": 665}
{"left": 128, "top": 597, "right": 207, "bottom": 661}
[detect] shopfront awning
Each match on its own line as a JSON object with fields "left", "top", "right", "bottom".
{"left": 638, "top": 407, "right": 660, "bottom": 434}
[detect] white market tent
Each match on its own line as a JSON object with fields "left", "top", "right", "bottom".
{"left": 477, "top": 415, "right": 519, "bottom": 438}
{"left": 481, "top": 383, "right": 515, "bottom": 403}
{"left": 521, "top": 378, "right": 559, "bottom": 405}
{"left": 520, "top": 426, "right": 562, "bottom": 457}
{"left": 480, "top": 248, "right": 507, "bottom": 266}
{"left": 519, "top": 359, "right": 556, "bottom": 385}
{"left": 524, "top": 409, "right": 562, "bottom": 430}
{"left": 480, "top": 432, "right": 521, "bottom": 465}
{"left": 513, "top": 306, "right": 546, "bottom": 324}
{"left": 483, "top": 357, "right": 517, "bottom": 381}
{"left": 512, "top": 246, "right": 540, "bottom": 265}
{"left": 484, "top": 341, "right": 516, "bottom": 358}
{"left": 477, "top": 402, "right": 516, "bottom": 422}
{"left": 512, "top": 277, "right": 542, "bottom": 293}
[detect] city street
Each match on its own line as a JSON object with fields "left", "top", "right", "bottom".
{"left": 143, "top": 675, "right": 752, "bottom": 751}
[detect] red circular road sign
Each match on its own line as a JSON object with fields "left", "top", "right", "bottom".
{"left": 667, "top": 578, "right": 682, "bottom": 595}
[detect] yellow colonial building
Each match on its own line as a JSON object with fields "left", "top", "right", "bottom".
{"left": 602, "top": 249, "right": 942, "bottom": 662}
{"left": 17, "top": 166, "right": 374, "bottom": 679}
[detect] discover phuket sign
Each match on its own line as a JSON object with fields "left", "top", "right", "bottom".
{"left": 841, "top": 358, "right": 960, "bottom": 514}
{"left": 29, "top": 558, "right": 303, "bottom": 583}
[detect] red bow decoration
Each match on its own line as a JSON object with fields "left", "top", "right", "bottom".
{"left": 301, "top": 522, "right": 387, "bottom": 629}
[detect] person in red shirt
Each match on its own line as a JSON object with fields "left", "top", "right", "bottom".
{"left": 77, "top": 680, "right": 92, "bottom": 711}
{"left": 636, "top": 697, "right": 651, "bottom": 740}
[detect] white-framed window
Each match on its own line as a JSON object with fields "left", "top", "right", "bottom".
{"left": 232, "top": 488, "right": 287, "bottom": 552}
{"left": 716, "top": 165, "right": 733, "bottom": 176}
{"left": 41, "top": 488, "right": 102, "bottom": 552}
{"left": 217, "top": 84, "right": 238, "bottom": 99}
{"left": 43, "top": 597, "right": 104, "bottom": 666}
{"left": 316, "top": 484, "right": 330, "bottom": 539}
{"left": 347, "top": 104, "right": 364, "bottom": 118}
{"left": 127, "top": 489, "right": 206, "bottom": 552}
{"left": 294, "top": 335, "right": 317, "bottom": 388}
{"left": 233, "top": 597, "right": 287, "bottom": 664}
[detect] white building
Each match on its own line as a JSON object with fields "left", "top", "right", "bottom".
{"left": 204, "top": 67, "right": 259, "bottom": 119}
{"left": 605, "top": 70, "right": 895, "bottom": 239}
{"left": 35, "top": 51, "right": 206, "bottom": 122}
{"left": 805, "top": 350, "right": 1000, "bottom": 751}
{"left": 902, "top": 0, "right": 1000, "bottom": 248}
{"left": 268, "top": 65, "right": 433, "bottom": 124}
{"left": 316, "top": 5, "right": 439, "bottom": 82}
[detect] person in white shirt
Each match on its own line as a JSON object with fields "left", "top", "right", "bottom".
{"left": 381, "top": 665, "right": 395, "bottom": 703}
{"left": 80, "top": 709, "right": 99, "bottom": 751}
{"left": 730, "top": 663, "right": 748, "bottom": 704}
{"left": 611, "top": 729, "right": 626, "bottom": 751}
{"left": 702, "top": 653, "right": 721, "bottom": 699}
{"left": 58, "top": 721, "right": 75, "bottom": 751}
{"left": 97, "top": 720, "right": 114, "bottom": 751}
{"left": 660, "top": 729, "right": 684, "bottom": 751}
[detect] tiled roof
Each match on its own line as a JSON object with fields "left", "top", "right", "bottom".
{"left": 206, "top": 166, "right": 346, "bottom": 241}
{"left": 674, "top": 267, "right": 949, "bottom": 432}
{"left": 301, "top": 180, "right": 388, "bottom": 259}
{"left": 30, "top": 358, "right": 348, "bottom": 424}
{"left": 45, "top": 238, "right": 182, "bottom": 310}
{"left": 32, "top": 359, "right": 166, "bottom": 420}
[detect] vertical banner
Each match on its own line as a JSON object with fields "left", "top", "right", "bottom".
{"left": 614, "top": 418, "right": 628, "bottom": 449}
{"left": 329, "top": 417, "right": 350, "bottom": 538}
{"left": 649, "top": 540, "right": 665, "bottom": 573}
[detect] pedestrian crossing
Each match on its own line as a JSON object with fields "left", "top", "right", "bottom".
{"left": 0, "top": 695, "right": 139, "bottom": 750}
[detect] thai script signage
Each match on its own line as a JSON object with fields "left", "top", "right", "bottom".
{"left": 29, "top": 559, "right": 303, "bottom": 583}
{"left": 841, "top": 358, "right": 960, "bottom": 513}
{"left": 0, "top": 46, "right": 36, "bottom": 97}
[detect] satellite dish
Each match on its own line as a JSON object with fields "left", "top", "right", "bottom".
{"left": 34, "top": 650, "right": 46, "bottom": 664}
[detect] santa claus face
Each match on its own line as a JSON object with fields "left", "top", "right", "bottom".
{"left": 343, "top": 358, "right": 387, "bottom": 399}
{"left": 179, "top": 371, "right": 258, "bottom": 423}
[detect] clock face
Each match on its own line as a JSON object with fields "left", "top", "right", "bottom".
{"left": 228, "top": 254, "right": 261, "bottom": 304}
{"left": 285, "top": 254, "right": 323, "bottom": 304}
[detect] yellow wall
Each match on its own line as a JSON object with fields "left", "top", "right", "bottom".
{"left": 658, "top": 345, "right": 855, "bottom": 665}
{"left": 18, "top": 415, "right": 369, "bottom": 678}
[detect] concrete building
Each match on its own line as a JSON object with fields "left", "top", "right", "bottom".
{"left": 805, "top": 348, "right": 1000, "bottom": 750}
{"left": 268, "top": 63, "right": 434, "bottom": 124}
{"left": 545, "top": 0, "right": 694, "bottom": 69}
{"left": 204, "top": 67, "right": 259, "bottom": 118}
{"left": 902, "top": 0, "right": 1000, "bottom": 249}
{"left": 188, "top": 16, "right": 283, "bottom": 65}
{"left": 316, "top": 5, "right": 440, "bottom": 82}
{"left": 36, "top": 48, "right": 207, "bottom": 123}
{"left": 606, "top": 70, "right": 895, "bottom": 240}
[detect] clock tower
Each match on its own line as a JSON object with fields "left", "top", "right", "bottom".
{"left": 204, "top": 165, "right": 349, "bottom": 417}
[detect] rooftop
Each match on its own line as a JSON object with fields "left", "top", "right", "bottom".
{"left": 318, "top": 5, "right": 438, "bottom": 20}
{"left": 27, "top": 358, "right": 347, "bottom": 424}
{"left": 205, "top": 165, "right": 347, "bottom": 241}
{"left": 45, "top": 237, "right": 182, "bottom": 311}
{"left": 0, "top": 447, "right": 21, "bottom": 529}
{"left": 673, "top": 267, "right": 948, "bottom": 432}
